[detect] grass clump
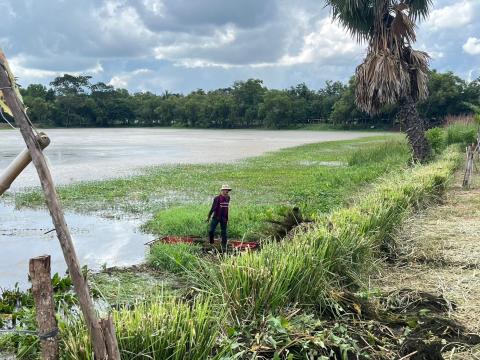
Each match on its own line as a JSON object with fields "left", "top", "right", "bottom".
{"left": 148, "top": 243, "right": 201, "bottom": 273}
{"left": 60, "top": 296, "right": 224, "bottom": 360}
{"left": 446, "top": 123, "right": 477, "bottom": 147}
{"left": 426, "top": 123, "right": 478, "bottom": 155}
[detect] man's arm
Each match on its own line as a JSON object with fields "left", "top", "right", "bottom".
{"left": 206, "top": 196, "right": 218, "bottom": 221}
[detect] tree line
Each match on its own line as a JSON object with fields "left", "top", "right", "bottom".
{"left": 16, "top": 71, "right": 480, "bottom": 129}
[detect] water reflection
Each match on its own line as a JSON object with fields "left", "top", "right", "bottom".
{"left": 0, "top": 202, "right": 152, "bottom": 289}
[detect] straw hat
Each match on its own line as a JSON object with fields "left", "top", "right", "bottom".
{"left": 221, "top": 184, "right": 232, "bottom": 191}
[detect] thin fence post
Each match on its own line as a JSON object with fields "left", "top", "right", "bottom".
{"left": 29, "top": 256, "right": 59, "bottom": 360}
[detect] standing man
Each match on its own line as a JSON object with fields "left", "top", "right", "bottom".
{"left": 206, "top": 184, "right": 232, "bottom": 250}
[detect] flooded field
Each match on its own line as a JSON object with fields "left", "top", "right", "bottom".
{"left": 0, "top": 128, "right": 379, "bottom": 188}
{"left": 0, "top": 203, "right": 150, "bottom": 288}
{"left": 0, "top": 128, "right": 380, "bottom": 288}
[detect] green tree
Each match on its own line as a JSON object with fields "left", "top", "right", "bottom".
{"left": 259, "top": 90, "right": 295, "bottom": 128}
{"left": 419, "top": 71, "right": 469, "bottom": 121}
{"left": 232, "top": 79, "right": 266, "bottom": 127}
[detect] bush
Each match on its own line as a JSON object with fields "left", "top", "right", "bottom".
{"left": 147, "top": 242, "right": 201, "bottom": 273}
{"left": 446, "top": 123, "right": 477, "bottom": 147}
{"left": 426, "top": 127, "right": 446, "bottom": 154}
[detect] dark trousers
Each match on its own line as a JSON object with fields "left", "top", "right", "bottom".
{"left": 209, "top": 217, "right": 227, "bottom": 248}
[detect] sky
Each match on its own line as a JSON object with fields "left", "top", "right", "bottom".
{"left": 0, "top": 0, "right": 479, "bottom": 94}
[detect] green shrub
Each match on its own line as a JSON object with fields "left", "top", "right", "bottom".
{"left": 426, "top": 127, "right": 446, "bottom": 154}
{"left": 148, "top": 243, "right": 201, "bottom": 273}
{"left": 446, "top": 123, "right": 477, "bottom": 147}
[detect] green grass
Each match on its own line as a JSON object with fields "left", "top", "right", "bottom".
{"left": 426, "top": 123, "right": 478, "bottom": 155}
{"left": 192, "top": 147, "right": 461, "bottom": 319}
{"left": 7, "top": 139, "right": 466, "bottom": 359}
{"left": 60, "top": 296, "right": 225, "bottom": 360}
{"left": 16, "top": 135, "right": 410, "bottom": 240}
{"left": 147, "top": 243, "right": 202, "bottom": 273}
{"left": 90, "top": 269, "right": 180, "bottom": 305}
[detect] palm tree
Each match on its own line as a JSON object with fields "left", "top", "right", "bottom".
{"left": 325, "top": 0, "right": 432, "bottom": 161}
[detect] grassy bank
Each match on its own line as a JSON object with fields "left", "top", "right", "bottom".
{"left": 53, "top": 146, "right": 463, "bottom": 359}
{"left": 193, "top": 147, "right": 461, "bottom": 319}
{"left": 16, "top": 135, "right": 409, "bottom": 240}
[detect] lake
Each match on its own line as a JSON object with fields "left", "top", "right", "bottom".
{"left": 0, "top": 128, "right": 380, "bottom": 288}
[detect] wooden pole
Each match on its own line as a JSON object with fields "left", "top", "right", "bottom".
{"left": 463, "top": 144, "right": 475, "bottom": 188}
{"left": 0, "top": 60, "right": 109, "bottom": 359}
{"left": 0, "top": 132, "right": 50, "bottom": 196}
{"left": 29, "top": 256, "right": 59, "bottom": 360}
{"left": 100, "top": 316, "right": 121, "bottom": 359}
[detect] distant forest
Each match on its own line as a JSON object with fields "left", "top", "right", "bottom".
{"left": 14, "top": 71, "right": 480, "bottom": 129}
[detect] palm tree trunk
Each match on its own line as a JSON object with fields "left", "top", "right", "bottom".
{"left": 397, "top": 98, "right": 430, "bottom": 162}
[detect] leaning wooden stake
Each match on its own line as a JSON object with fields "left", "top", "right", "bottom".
{"left": 0, "top": 132, "right": 50, "bottom": 196}
{"left": 29, "top": 256, "right": 59, "bottom": 360}
{"left": 0, "top": 60, "right": 110, "bottom": 358}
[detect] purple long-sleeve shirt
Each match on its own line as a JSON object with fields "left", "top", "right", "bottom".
{"left": 208, "top": 195, "right": 230, "bottom": 222}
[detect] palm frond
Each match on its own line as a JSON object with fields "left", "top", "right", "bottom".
{"left": 391, "top": 8, "right": 416, "bottom": 43}
{"left": 324, "top": 0, "right": 374, "bottom": 41}
{"left": 355, "top": 51, "right": 411, "bottom": 113}
{"left": 405, "top": 0, "right": 433, "bottom": 21}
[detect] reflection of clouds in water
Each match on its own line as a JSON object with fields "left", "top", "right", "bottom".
{"left": 80, "top": 222, "right": 136, "bottom": 267}
{"left": 0, "top": 202, "right": 151, "bottom": 289}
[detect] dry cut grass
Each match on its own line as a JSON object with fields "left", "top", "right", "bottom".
{"left": 373, "top": 171, "right": 480, "bottom": 358}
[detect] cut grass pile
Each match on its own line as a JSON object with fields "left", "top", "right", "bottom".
{"left": 15, "top": 135, "right": 410, "bottom": 241}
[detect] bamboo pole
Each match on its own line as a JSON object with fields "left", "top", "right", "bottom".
{"left": 29, "top": 256, "right": 59, "bottom": 360}
{"left": 0, "top": 132, "right": 50, "bottom": 196}
{"left": 0, "top": 59, "right": 109, "bottom": 358}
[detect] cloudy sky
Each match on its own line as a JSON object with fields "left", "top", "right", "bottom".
{"left": 1, "top": 0, "right": 479, "bottom": 94}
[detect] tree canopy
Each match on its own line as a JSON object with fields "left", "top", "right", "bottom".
{"left": 17, "top": 71, "right": 480, "bottom": 129}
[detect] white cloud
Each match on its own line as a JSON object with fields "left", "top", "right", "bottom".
{"left": 153, "top": 25, "right": 237, "bottom": 63}
{"left": 141, "top": 0, "right": 165, "bottom": 17}
{"left": 9, "top": 57, "right": 59, "bottom": 80}
{"left": 426, "top": 1, "right": 473, "bottom": 29}
{"left": 108, "top": 69, "right": 152, "bottom": 89}
{"left": 463, "top": 37, "right": 480, "bottom": 55}
{"left": 278, "top": 18, "right": 363, "bottom": 66}
{"left": 9, "top": 54, "right": 104, "bottom": 84}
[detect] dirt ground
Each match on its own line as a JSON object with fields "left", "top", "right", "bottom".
{"left": 373, "top": 172, "right": 480, "bottom": 358}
